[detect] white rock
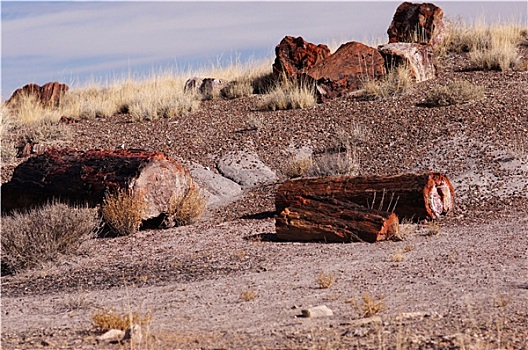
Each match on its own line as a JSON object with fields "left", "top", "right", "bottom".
{"left": 301, "top": 305, "right": 334, "bottom": 318}
{"left": 96, "top": 329, "right": 125, "bottom": 342}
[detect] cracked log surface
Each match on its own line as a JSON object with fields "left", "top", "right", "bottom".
{"left": 1, "top": 148, "right": 195, "bottom": 225}
{"left": 276, "top": 172, "right": 455, "bottom": 222}
{"left": 276, "top": 195, "right": 399, "bottom": 243}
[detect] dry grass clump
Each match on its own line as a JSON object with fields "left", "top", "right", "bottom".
{"left": 442, "top": 18, "right": 527, "bottom": 70}
{"left": 362, "top": 64, "right": 413, "bottom": 99}
{"left": 239, "top": 289, "right": 257, "bottom": 302}
{"left": 1, "top": 201, "right": 100, "bottom": 274}
{"left": 92, "top": 307, "right": 152, "bottom": 332}
{"left": 170, "top": 187, "right": 206, "bottom": 227}
{"left": 351, "top": 293, "right": 386, "bottom": 318}
{"left": 2, "top": 95, "right": 71, "bottom": 150}
{"left": 316, "top": 272, "right": 335, "bottom": 289}
{"left": 422, "top": 80, "right": 485, "bottom": 107}
{"left": 309, "top": 148, "right": 359, "bottom": 177}
{"left": 258, "top": 78, "right": 316, "bottom": 111}
{"left": 284, "top": 156, "right": 314, "bottom": 178}
{"left": 101, "top": 188, "right": 146, "bottom": 236}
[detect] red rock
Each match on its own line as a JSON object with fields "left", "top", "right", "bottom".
{"left": 387, "top": 2, "right": 445, "bottom": 47}
{"left": 306, "top": 42, "right": 387, "bottom": 101}
{"left": 272, "top": 36, "right": 331, "bottom": 79}
{"left": 378, "top": 42, "right": 436, "bottom": 82}
{"left": 5, "top": 82, "right": 69, "bottom": 108}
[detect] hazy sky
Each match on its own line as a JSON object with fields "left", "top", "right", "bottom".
{"left": 2, "top": 1, "right": 527, "bottom": 101}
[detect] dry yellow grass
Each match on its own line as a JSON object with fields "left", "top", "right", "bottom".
{"left": 422, "top": 80, "right": 485, "bottom": 107}
{"left": 101, "top": 188, "right": 146, "bottom": 236}
{"left": 362, "top": 64, "right": 413, "bottom": 99}
{"left": 441, "top": 17, "right": 527, "bottom": 70}
{"left": 316, "top": 272, "right": 335, "bottom": 289}
{"left": 239, "top": 289, "right": 257, "bottom": 301}
{"left": 354, "top": 293, "right": 386, "bottom": 318}
{"left": 169, "top": 186, "right": 206, "bottom": 227}
{"left": 92, "top": 307, "right": 152, "bottom": 332}
{"left": 258, "top": 77, "right": 316, "bottom": 111}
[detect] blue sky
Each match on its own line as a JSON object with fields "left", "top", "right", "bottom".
{"left": 2, "top": 1, "right": 527, "bottom": 101}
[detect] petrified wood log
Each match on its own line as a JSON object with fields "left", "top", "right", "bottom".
{"left": 1, "top": 148, "right": 195, "bottom": 226}
{"left": 276, "top": 195, "right": 399, "bottom": 243}
{"left": 276, "top": 172, "right": 454, "bottom": 221}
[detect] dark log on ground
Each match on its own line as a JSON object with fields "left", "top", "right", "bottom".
{"left": 1, "top": 148, "right": 195, "bottom": 226}
{"left": 276, "top": 195, "right": 399, "bottom": 243}
{"left": 276, "top": 172, "right": 454, "bottom": 221}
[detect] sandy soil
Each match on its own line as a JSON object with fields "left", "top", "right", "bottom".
{"left": 1, "top": 51, "right": 528, "bottom": 349}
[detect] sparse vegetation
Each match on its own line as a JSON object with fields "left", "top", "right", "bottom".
{"left": 258, "top": 78, "right": 316, "bottom": 110}
{"left": 351, "top": 293, "right": 386, "bottom": 318}
{"left": 422, "top": 80, "right": 485, "bottom": 107}
{"left": 239, "top": 289, "right": 257, "bottom": 301}
{"left": 92, "top": 307, "right": 152, "bottom": 332}
{"left": 101, "top": 188, "right": 146, "bottom": 236}
{"left": 441, "top": 18, "right": 527, "bottom": 70}
{"left": 170, "top": 187, "right": 206, "bottom": 227}
{"left": 1, "top": 201, "right": 100, "bottom": 274}
{"left": 391, "top": 250, "right": 405, "bottom": 262}
{"left": 284, "top": 156, "right": 314, "bottom": 178}
{"left": 316, "top": 272, "right": 335, "bottom": 289}
{"left": 362, "top": 64, "right": 413, "bottom": 99}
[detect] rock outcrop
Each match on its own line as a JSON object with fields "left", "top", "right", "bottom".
{"left": 307, "top": 42, "right": 387, "bottom": 101}
{"left": 217, "top": 151, "right": 278, "bottom": 188}
{"left": 378, "top": 42, "right": 436, "bottom": 82}
{"left": 184, "top": 77, "right": 227, "bottom": 100}
{"left": 6, "top": 82, "right": 69, "bottom": 108}
{"left": 272, "top": 36, "right": 331, "bottom": 79}
{"left": 387, "top": 2, "right": 445, "bottom": 47}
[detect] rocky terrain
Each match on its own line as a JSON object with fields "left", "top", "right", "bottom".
{"left": 2, "top": 43, "right": 528, "bottom": 350}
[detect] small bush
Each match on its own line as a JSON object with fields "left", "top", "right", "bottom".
{"left": 239, "top": 289, "right": 257, "bottom": 302}
{"left": 362, "top": 64, "right": 413, "bottom": 100}
{"left": 221, "top": 80, "right": 254, "bottom": 99}
{"left": 101, "top": 188, "right": 146, "bottom": 236}
{"left": 258, "top": 78, "right": 316, "bottom": 110}
{"left": 170, "top": 187, "right": 206, "bottom": 227}
{"left": 284, "top": 157, "right": 314, "bottom": 178}
{"left": 352, "top": 293, "right": 385, "bottom": 318}
{"left": 422, "top": 80, "right": 485, "bottom": 107}
{"left": 92, "top": 307, "right": 152, "bottom": 331}
{"left": 1, "top": 201, "right": 100, "bottom": 274}
{"left": 316, "top": 272, "right": 335, "bottom": 289}
{"left": 309, "top": 148, "right": 359, "bottom": 177}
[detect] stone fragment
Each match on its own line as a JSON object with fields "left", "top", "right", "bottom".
{"left": 96, "top": 329, "right": 125, "bottom": 342}
{"left": 378, "top": 42, "right": 436, "bottom": 82}
{"left": 217, "top": 151, "right": 278, "bottom": 188}
{"left": 272, "top": 35, "right": 331, "bottom": 79}
{"left": 301, "top": 305, "right": 334, "bottom": 318}
{"left": 184, "top": 77, "right": 228, "bottom": 100}
{"left": 188, "top": 163, "right": 243, "bottom": 208}
{"left": 387, "top": 2, "right": 445, "bottom": 47}
{"left": 307, "top": 42, "right": 387, "bottom": 101}
{"left": 6, "top": 82, "right": 69, "bottom": 108}
{"left": 121, "top": 324, "right": 142, "bottom": 344}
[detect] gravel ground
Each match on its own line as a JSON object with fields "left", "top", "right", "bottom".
{"left": 1, "top": 52, "right": 527, "bottom": 349}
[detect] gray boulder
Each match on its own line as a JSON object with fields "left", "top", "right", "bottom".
{"left": 217, "top": 151, "right": 278, "bottom": 188}
{"left": 188, "top": 163, "right": 243, "bottom": 208}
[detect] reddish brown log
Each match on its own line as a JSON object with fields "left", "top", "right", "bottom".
{"left": 276, "top": 172, "right": 454, "bottom": 221}
{"left": 276, "top": 195, "right": 399, "bottom": 243}
{"left": 1, "top": 148, "right": 195, "bottom": 226}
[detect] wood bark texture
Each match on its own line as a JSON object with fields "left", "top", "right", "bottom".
{"left": 276, "top": 172, "right": 454, "bottom": 221}
{"left": 1, "top": 148, "right": 195, "bottom": 224}
{"left": 276, "top": 195, "right": 399, "bottom": 242}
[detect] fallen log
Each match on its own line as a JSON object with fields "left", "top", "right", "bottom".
{"left": 276, "top": 172, "right": 454, "bottom": 221}
{"left": 276, "top": 195, "right": 399, "bottom": 242}
{"left": 1, "top": 148, "right": 196, "bottom": 227}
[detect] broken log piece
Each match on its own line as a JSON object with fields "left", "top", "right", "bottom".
{"left": 276, "top": 195, "right": 399, "bottom": 243}
{"left": 276, "top": 172, "right": 454, "bottom": 221}
{"left": 1, "top": 148, "right": 195, "bottom": 226}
